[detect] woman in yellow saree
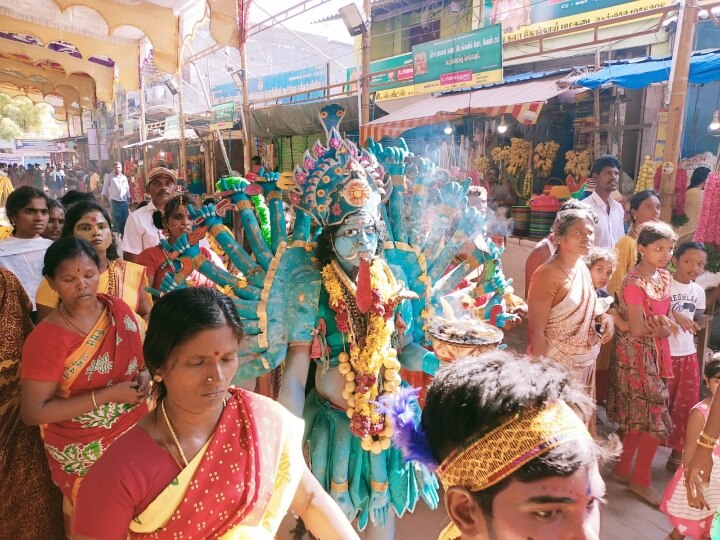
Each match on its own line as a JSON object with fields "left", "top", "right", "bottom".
{"left": 21, "top": 238, "right": 151, "bottom": 530}
{"left": 35, "top": 201, "right": 152, "bottom": 322}
{"left": 72, "top": 287, "right": 358, "bottom": 540}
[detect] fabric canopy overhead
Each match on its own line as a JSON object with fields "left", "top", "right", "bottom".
{"left": 0, "top": 78, "right": 81, "bottom": 111}
{"left": 250, "top": 96, "right": 360, "bottom": 138}
{"left": 361, "top": 76, "right": 569, "bottom": 143}
{"left": 0, "top": 56, "right": 95, "bottom": 107}
{"left": 1, "top": 41, "right": 115, "bottom": 102}
{"left": 0, "top": 0, "right": 240, "bottom": 106}
{"left": 576, "top": 49, "right": 720, "bottom": 90}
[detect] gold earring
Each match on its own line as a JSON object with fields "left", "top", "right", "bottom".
{"left": 153, "top": 374, "right": 163, "bottom": 383}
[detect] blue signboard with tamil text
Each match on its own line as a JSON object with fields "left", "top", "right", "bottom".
{"left": 248, "top": 65, "right": 327, "bottom": 105}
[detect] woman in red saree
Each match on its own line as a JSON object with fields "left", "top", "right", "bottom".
{"left": 21, "top": 237, "right": 151, "bottom": 528}
{"left": 72, "top": 287, "right": 358, "bottom": 540}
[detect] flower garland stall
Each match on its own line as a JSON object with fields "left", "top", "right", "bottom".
{"left": 694, "top": 171, "right": 720, "bottom": 272}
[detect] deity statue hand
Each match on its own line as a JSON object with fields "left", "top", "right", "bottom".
{"left": 188, "top": 203, "right": 223, "bottom": 229}
{"left": 264, "top": 171, "right": 280, "bottom": 183}
{"left": 217, "top": 177, "right": 247, "bottom": 205}
{"left": 367, "top": 451, "right": 391, "bottom": 528}
{"left": 414, "top": 463, "right": 440, "bottom": 510}
{"left": 382, "top": 139, "right": 410, "bottom": 176}
{"left": 329, "top": 486, "right": 357, "bottom": 521}
{"left": 369, "top": 485, "right": 390, "bottom": 528}
{"left": 399, "top": 341, "right": 439, "bottom": 376}
{"left": 168, "top": 234, "right": 201, "bottom": 261}
{"left": 365, "top": 137, "right": 384, "bottom": 162}
{"left": 158, "top": 271, "right": 188, "bottom": 294}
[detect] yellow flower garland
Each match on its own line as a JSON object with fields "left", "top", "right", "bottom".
{"left": 321, "top": 259, "right": 403, "bottom": 454}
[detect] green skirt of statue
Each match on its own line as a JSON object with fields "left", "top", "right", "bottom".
{"left": 303, "top": 389, "right": 424, "bottom": 530}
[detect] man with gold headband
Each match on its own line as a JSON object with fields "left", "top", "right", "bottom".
{"left": 384, "top": 351, "right": 611, "bottom": 540}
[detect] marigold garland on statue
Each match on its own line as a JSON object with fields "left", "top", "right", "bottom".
{"left": 321, "top": 259, "right": 404, "bottom": 454}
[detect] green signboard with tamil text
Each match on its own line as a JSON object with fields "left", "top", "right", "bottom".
{"left": 411, "top": 24, "right": 503, "bottom": 95}
{"left": 210, "top": 102, "right": 236, "bottom": 131}
{"left": 346, "top": 53, "right": 415, "bottom": 100}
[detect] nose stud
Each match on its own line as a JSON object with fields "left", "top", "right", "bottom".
{"left": 207, "top": 377, "right": 213, "bottom": 382}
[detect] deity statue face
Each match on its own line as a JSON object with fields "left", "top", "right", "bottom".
{"left": 332, "top": 211, "right": 379, "bottom": 274}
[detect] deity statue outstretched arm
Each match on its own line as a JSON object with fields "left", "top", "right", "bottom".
{"left": 397, "top": 340, "right": 439, "bottom": 377}
{"left": 279, "top": 343, "right": 313, "bottom": 418}
{"left": 157, "top": 235, "right": 260, "bottom": 302}
{"left": 188, "top": 200, "right": 266, "bottom": 289}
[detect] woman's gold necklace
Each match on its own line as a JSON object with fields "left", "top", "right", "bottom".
{"left": 57, "top": 301, "right": 102, "bottom": 337}
{"left": 162, "top": 400, "right": 190, "bottom": 467}
{"left": 161, "top": 398, "right": 227, "bottom": 469}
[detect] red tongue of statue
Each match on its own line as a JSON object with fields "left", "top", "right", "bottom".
{"left": 356, "top": 257, "right": 372, "bottom": 314}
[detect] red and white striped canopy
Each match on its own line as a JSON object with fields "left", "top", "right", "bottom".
{"left": 361, "top": 76, "right": 568, "bottom": 144}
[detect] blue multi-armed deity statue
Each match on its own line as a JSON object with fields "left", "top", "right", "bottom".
{"left": 154, "top": 104, "right": 521, "bottom": 538}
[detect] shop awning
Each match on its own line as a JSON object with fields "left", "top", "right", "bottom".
{"left": 576, "top": 49, "right": 720, "bottom": 90}
{"left": 360, "top": 75, "right": 570, "bottom": 143}
{"left": 249, "top": 96, "right": 359, "bottom": 138}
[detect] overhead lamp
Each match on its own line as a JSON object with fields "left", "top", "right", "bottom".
{"left": 497, "top": 118, "right": 508, "bottom": 134}
{"left": 444, "top": 124, "right": 453, "bottom": 135}
{"left": 710, "top": 110, "right": 720, "bottom": 131}
{"left": 339, "top": 3, "right": 368, "bottom": 37}
{"left": 164, "top": 79, "right": 178, "bottom": 95}
{"left": 231, "top": 70, "right": 245, "bottom": 90}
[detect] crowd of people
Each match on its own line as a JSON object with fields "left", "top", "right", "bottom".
{"left": 0, "top": 146, "right": 718, "bottom": 540}
{"left": 520, "top": 154, "right": 720, "bottom": 540}
{"left": 1, "top": 162, "right": 102, "bottom": 198}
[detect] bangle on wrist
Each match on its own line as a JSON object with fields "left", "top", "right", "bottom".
{"left": 330, "top": 480, "right": 348, "bottom": 492}
{"left": 696, "top": 438, "right": 715, "bottom": 450}
{"left": 91, "top": 390, "right": 99, "bottom": 409}
{"left": 699, "top": 431, "right": 718, "bottom": 445}
{"left": 370, "top": 479, "right": 389, "bottom": 492}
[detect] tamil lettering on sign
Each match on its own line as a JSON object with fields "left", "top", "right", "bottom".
{"left": 412, "top": 25, "right": 503, "bottom": 95}
{"left": 211, "top": 83, "right": 240, "bottom": 103}
{"left": 347, "top": 53, "right": 416, "bottom": 100}
{"left": 493, "top": 0, "right": 674, "bottom": 44}
{"left": 14, "top": 139, "right": 60, "bottom": 152}
{"left": 210, "top": 102, "right": 236, "bottom": 131}
{"left": 248, "top": 66, "right": 327, "bottom": 104}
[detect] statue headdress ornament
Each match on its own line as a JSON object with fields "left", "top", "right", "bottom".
{"left": 292, "top": 105, "right": 383, "bottom": 228}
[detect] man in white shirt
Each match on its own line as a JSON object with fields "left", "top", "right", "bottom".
{"left": 101, "top": 162, "right": 130, "bottom": 236}
{"left": 122, "top": 167, "right": 178, "bottom": 262}
{"left": 584, "top": 155, "right": 625, "bottom": 248}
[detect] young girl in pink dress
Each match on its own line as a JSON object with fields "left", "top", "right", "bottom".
{"left": 661, "top": 356, "right": 720, "bottom": 540}
{"left": 607, "top": 221, "right": 678, "bottom": 506}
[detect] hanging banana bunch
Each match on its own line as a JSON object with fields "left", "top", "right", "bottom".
{"left": 634, "top": 155, "right": 655, "bottom": 193}
{"left": 491, "top": 145, "right": 509, "bottom": 166}
{"left": 532, "top": 141, "right": 560, "bottom": 179}
{"left": 564, "top": 150, "right": 591, "bottom": 181}
{"left": 506, "top": 138, "right": 532, "bottom": 178}
{"left": 475, "top": 155, "right": 490, "bottom": 175}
